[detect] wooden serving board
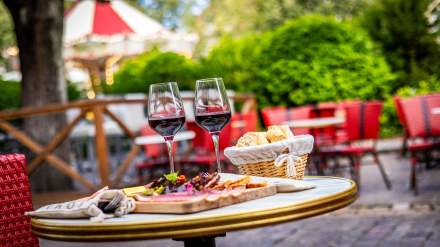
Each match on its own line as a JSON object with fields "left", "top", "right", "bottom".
{"left": 134, "top": 184, "right": 276, "bottom": 214}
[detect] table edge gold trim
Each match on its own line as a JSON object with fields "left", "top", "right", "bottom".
{"left": 32, "top": 176, "right": 357, "bottom": 240}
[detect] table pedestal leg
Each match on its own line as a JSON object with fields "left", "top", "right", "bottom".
{"left": 174, "top": 234, "right": 225, "bottom": 247}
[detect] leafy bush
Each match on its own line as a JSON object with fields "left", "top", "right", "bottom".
{"left": 107, "top": 49, "right": 200, "bottom": 94}
{"left": 0, "top": 79, "right": 20, "bottom": 110}
{"left": 0, "top": 79, "right": 84, "bottom": 111}
{"left": 254, "top": 15, "right": 395, "bottom": 107}
{"left": 67, "top": 83, "right": 84, "bottom": 101}
{"left": 199, "top": 34, "right": 268, "bottom": 91}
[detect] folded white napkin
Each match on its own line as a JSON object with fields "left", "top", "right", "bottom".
{"left": 26, "top": 187, "right": 136, "bottom": 222}
{"left": 262, "top": 177, "right": 316, "bottom": 192}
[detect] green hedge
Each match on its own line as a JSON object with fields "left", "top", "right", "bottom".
{"left": 199, "top": 34, "right": 267, "bottom": 91}
{"left": 106, "top": 49, "right": 200, "bottom": 94}
{"left": 255, "top": 15, "right": 395, "bottom": 107}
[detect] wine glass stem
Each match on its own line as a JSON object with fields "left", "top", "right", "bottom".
{"left": 165, "top": 137, "right": 175, "bottom": 173}
{"left": 211, "top": 133, "right": 221, "bottom": 173}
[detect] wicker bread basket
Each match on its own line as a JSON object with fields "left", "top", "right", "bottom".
{"left": 224, "top": 135, "right": 314, "bottom": 180}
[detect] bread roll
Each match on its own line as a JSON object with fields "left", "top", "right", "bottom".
{"left": 236, "top": 132, "right": 269, "bottom": 147}
{"left": 266, "top": 125, "right": 294, "bottom": 142}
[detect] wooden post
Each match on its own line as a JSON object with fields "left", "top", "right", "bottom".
{"left": 93, "top": 106, "right": 110, "bottom": 187}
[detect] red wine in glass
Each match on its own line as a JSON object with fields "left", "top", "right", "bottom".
{"left": 148, "top": 116, "right": 185, "bottom": 138}
{"left": 148, "top": 82, "right": 185, "bottom": 173}
{"left": 195, "top": 112, "right": 231, "bottom": 133}
{"left": 194, "top": 78, "right": 232, "bottom": 173}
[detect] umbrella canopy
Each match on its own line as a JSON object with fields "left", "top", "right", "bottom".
{"left": 63, "top": 0, "right": 198, "bottom": 96}
{"left": 64, "top": 0, "right": 169, "bottom": 60}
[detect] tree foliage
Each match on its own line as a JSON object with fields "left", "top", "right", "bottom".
{"left": 359, "top": 0, "right": 440, "bottom": 89}
{"left": 125, "top": 0, "right": 192, "bottom": 30}
{"left": 0, "top": 2, "right": 15, "bottom": 64}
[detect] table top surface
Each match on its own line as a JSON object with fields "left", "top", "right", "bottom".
{"left": 134, "top": 130, "right": 196, "bottom": 145}
{"left": 32, "top": 176, "right": 357, "bottom": 242}
{"left": 284, "top": 117, "right": 345, "bottom": 129}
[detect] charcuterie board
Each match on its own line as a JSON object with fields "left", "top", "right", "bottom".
{"left": 134, "top": 184, "right": 276, "bottom": 214}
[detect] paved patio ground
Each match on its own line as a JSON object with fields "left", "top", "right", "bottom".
{"left": 35, "top": 140, "right": 440, "bottom": 247}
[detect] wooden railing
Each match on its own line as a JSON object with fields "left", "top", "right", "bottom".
{"left": 0, "top": 94, "right": 257, "bottom": 190}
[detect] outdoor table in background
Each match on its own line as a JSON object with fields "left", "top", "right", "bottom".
{"left": 432, "top": 107, "right": 440, "bottom": 115}
{"left": 283, "top": 116, "right": 345, "bottom": 129}
{"left": 134, "top": 130, "right": 196, "bottom": 145}
{"left": 32, "top": 176, "right": 357, "bottom": 247}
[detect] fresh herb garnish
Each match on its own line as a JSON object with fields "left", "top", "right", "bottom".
{"left": 164, "top": 172, "right": 178, "bottom": 183}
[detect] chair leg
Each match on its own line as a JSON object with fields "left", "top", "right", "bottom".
{"left": 424, "top": 150, "right": 432, "bottom": 169}
{"left": 410, "top": 153, "right": 418, "bottom": 195}
{"left": 401, "top": 136, "right": 408, "bottom": 157}
{"left": 317, "top": 155, "right": 328, "bottom": 175}
{"left": 372, "top": 152, "right": 392, "bottom": 190}
{"left": 349, "top": 155, "right": 361, "bottom": 189}
{"left": 137, "top": 167, "right": 144, "bottom": 185}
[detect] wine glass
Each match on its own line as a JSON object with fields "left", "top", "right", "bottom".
{"left": 148, "top": 82, "right": 185, "bottom": 173}
{"left": 194, "top": 78, "right": 231, "bottom": 173}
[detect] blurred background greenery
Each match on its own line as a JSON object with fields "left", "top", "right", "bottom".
{"left": 1, "top": 0, "right": 439, "bottom": 137}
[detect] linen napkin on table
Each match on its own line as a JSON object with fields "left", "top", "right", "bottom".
{"left": 26, "top": 187, "right": 136, "bottom": 222}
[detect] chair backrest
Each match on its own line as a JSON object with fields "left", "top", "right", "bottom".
{"left": 400, "top": 94, "right": 440, "bottom": 138}
{"left": 186, "top": 120, "right": 232, "bottom": 152}
{"left": 0, "top": 154, "right": 38, "bottom": 247}
{"left": 261, "top": 105, "right": 312, "bottom": 135}
{"left": 261, "top": 106, "right": 288, "bottom": 127}
{"left": 312, "top": 102, "right": 337, "bottom": 118}
{"left": 287, "top": 106, "right": 312, "bottom": 135}
{"left": 140, "top": 125, "right": 164, "bottom": 158}
{"left": 425, "top": 94, "right": 440, "bottom": 136}
{"left": 393, "top": 96, "right": 407, "bottom": 128}
{"left": 230, "top": 111, "right": 258, "bottom": 145}
{"left": 343, "top": 101, "right": 383, "bottom": 141}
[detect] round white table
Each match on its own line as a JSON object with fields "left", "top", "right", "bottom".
{"left": 134, "top": 131, "right": 196, "bottom": 145}
{"left": 32, "top": 176, "right": 357, "bottom": 247}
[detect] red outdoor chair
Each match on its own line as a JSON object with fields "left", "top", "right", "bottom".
{"left": 399, "top": 94, "right": 440, "bottom": 194}
{"left": 318, "top": 101, "right": 392, "bottom": 189}
{"left": 261, "top": 105, "right": 311, "bottom": 135}
{"left": 229, "top": 111, "right": 258, "bottom": 145}
{"left": 0, "top": 154, "right": 39, "bottom": 247}
{"left": 310, "top": 103, "right": 339, "bottom": 146}
{"left": 394, "top": 96, "right": 409, "bottom": 156}
{"left": 136, "top": 125, "right": 172, "bottom": 183}
{"left": 181, "top": 120, "right": 233, "bottom": 172}
{"left": 261, "top": 106, "right": 287, "bottom": 127}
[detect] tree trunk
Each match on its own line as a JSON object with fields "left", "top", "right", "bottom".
{"left": 3, "top": 0, "right": 72, "bottom": 191}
